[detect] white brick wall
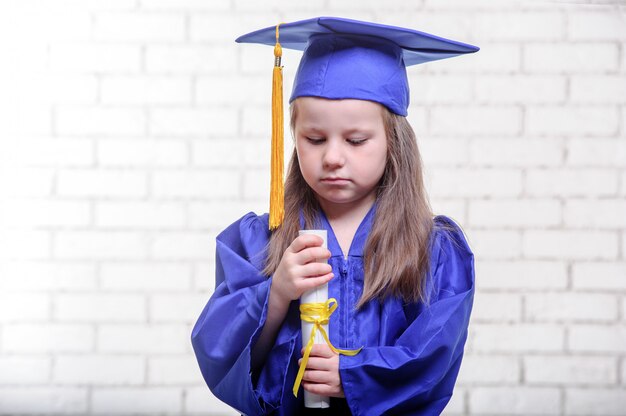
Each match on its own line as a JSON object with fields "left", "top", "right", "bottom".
{"left": 470, "top": 386, "right": 561, "bottom": 415}
{"left": 91, "top": 388, "right": 182, "bottom": 413}
{"left": 54, "top": 355, "right": 145, "bottom": 385}
{"left": 0, "top": 1, "right": 624, "bottom": 415}
{"left": 524, "top": 355, "right": 617, "bottom": 385}
{"left": 565, "top": 389, "right": 626, "bottom": 416}
{"left": 470, "top": 324, "right": 565, "bottom": 353}
{"left": 0, "top": 388, "right": 88, "bottom": 414}
{"left": 2, "top": 324, "right": 95, "bottom": 353}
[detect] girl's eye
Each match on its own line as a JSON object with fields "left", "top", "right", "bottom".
{"left": 347, "top": 138, "right": 367, "bottom": 145}
{"left": 305, "top": 137, "right": 325, "bottom": 144}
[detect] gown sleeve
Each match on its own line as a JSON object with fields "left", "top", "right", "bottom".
{"left": 339, "top": 216, "right": 475, "bottom": 415}
{"left": 190, "top": 212, "right": 296, "bottom": 415}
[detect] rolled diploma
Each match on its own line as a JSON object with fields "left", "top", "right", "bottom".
{"left": 298, "top": 229, "right": 330, "bottom": 409}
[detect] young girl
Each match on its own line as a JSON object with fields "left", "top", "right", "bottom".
{"left": 192, "top": 17, "right": 478, "bottom": 416}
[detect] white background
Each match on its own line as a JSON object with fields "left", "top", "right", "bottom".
{"left": 0, "top": 0, "right": 625, "bottom": 414}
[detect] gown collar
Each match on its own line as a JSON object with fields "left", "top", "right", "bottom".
{"left": 300, "top": 202, "right": 377, "bottom": 258}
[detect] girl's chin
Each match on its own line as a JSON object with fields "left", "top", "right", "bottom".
{"left": 314, "top": 192, "right": 373, "bottom": 209}
{"left": 314, "top": 191, "right": 354, "bottom": 203}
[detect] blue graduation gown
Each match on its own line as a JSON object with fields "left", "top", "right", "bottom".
{"left": 191, "top": 207, "right": 475, "bottom": 415}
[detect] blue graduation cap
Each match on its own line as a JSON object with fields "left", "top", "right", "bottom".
{"left": 235, "top": 17, "right": 479, "bottom": 229}
{"left": 236, "top": 16, "right": 479, "bottom": 117}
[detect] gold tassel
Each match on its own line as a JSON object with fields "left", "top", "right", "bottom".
{"left": 269, "top": 24, "right": 285, "bottom": 230}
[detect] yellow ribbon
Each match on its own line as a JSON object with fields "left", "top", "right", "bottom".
{"left": 292, "top": 298, "right": 362, "bottom": 397}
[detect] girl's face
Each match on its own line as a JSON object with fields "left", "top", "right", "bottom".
{"left": 294, "top": 97, "right": 388, "bottom": 214}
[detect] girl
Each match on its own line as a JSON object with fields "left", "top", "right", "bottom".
{"left": 192, "top": 17, "right": 478, "bottom": 416}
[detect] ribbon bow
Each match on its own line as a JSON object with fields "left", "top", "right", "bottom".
{"left": 293, "top": 298, "right": 362, "bottom": 397}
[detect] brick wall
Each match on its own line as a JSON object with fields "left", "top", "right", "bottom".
{"left": 0, "top": 0, "right": 624, "bottom": 414}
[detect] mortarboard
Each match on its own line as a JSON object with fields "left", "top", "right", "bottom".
{"left": 235, "top": 17, "right": 479, "bottom": 229}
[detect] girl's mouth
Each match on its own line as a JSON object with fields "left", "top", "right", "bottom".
{"left": 321, "top": 177, "right": 350, "bottom": 184}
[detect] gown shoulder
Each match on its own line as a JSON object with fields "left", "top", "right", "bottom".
{"left": 214, "top": 212, "right": 271, "bottom": 288}
{"left": 429, "top": 214, "right": 475, "bottom": 302}
{"left": 433, "top": 214, "right": 473, "bottom": 255}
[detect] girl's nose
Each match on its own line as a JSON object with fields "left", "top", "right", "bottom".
{"left": 322, "top": 141, "right": 345, "bottom": 168}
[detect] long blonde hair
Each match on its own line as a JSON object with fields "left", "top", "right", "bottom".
{"left": 263, "top": 100, "right": 435, "bottom": 308}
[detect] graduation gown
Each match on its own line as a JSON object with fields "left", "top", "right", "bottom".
{"left": 191, "top": 207, "right": 475, "bottom": 415}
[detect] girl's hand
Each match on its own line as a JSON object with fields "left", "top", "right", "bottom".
{"left": 271, "top": 234, "right": 333, "bottom": 304}
{"left": 299, "top": 344, "right": 345, "bottom": 398}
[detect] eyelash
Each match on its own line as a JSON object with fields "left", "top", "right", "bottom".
{"left": 305, "top": 137, "right": 367, "bottom": 145}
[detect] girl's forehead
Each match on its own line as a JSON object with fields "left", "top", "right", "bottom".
{"left": 295, "top": 97, "right": 384, "bottom": 118}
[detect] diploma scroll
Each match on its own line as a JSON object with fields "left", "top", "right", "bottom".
{"left": 298, "top": 229, "right": 330, "bottom": 409}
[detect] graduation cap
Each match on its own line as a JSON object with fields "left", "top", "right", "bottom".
{"left": 235, "top": 17, "right": 479, "bottom": 229}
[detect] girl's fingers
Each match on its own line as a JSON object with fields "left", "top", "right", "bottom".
{"left": 300, "top": 355, "right": 331, "bottom": 371}
{"left": 301, "top": 273, "right": 334, "bottom": 291}
{"left": 302, "top": 369, "right": 329, "bottom": 383}
{"left": 309, "top": 344, "right": 336, "bottom": 358}
{"left": 289, "top": 234, "right": 324, "bottom": 254}
{"left": 301, "top": 344, "right": 336, "bottom": 360}
{"left": 302, "top": 382, "right": 343, "bottom": 398}
{"left": 301, "top": 382, "right": 327, "bottom": 396}
{"left": 295, "top": 246, "right": 331, "bottom": 265}
{"left": 300, "top": 262, "right": 332, "bottom": 277}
